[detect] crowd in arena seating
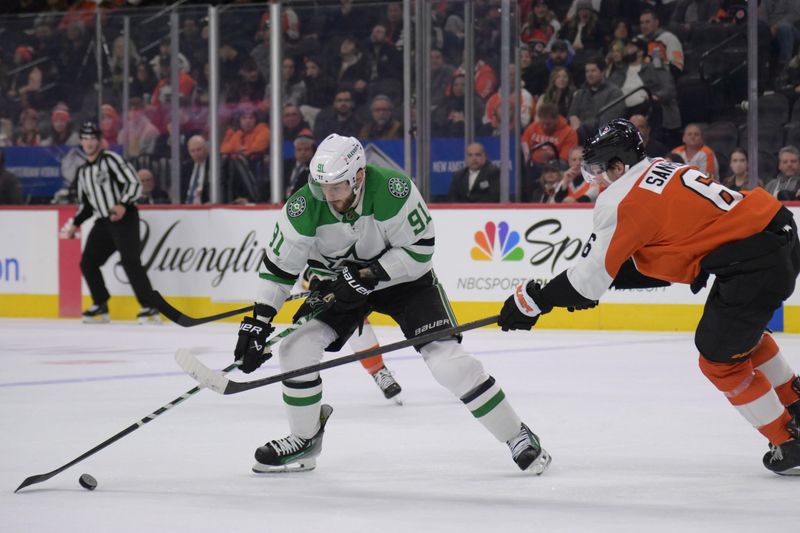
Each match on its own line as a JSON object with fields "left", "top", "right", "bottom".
{"left": 0, "top": 0, "right": 800, "bottom": 206}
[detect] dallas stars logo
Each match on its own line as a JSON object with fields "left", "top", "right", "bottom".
{"left": 388, "top": 177, "right": 410, "bottom": 199}
{"left": 319, "top": 243, "right": 371, "bottom": 269}
{"left": 287, "top": 196, "right": 306, "bottom": 217}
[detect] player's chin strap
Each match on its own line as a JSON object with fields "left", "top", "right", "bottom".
{"left": 176, "top": 314, "right": 499, "bottom": 396}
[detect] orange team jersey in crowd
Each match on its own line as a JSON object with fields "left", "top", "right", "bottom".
{"left": 567, "top": 158, "right": 781, "bottom": 300}
{"left": 521, "top": 115, "right": 578, "bottom": 162}
{"left": 671, "top": 144, "right": 719, "bottom": 178}
{"left": 221, "top": 123, "right": 270, "bottom": 157}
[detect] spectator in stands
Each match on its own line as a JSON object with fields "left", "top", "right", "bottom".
{"left": 284, "top": 131, "right": 314, "bottom": 200}
{"left": 671, "top": 123, "right": 720, "bottom": 178}
{"left": 99, "top": 104, "right": 120, "bottom": 148}
{"left": 764, "top": 145, "right": 800, "bottom": 199}
{"left": 0, "top": 149, "right": 22, "bottom": 205}
{"left": 363, "top": 22, "right": 402, "bottom": 83}
{"left": 221, "top": 105, "right": 269, "bottom": 203}
{"left": 521, "top": 102, "right": 578, "bottom": 164}
{"left": 232, "top": 58, "right": 267, "bottom": 106}
{"left": 130, "top": 61, "right": 157, "bottom": 104}
{"left": 265, "top": 58, "right": 305, "bottom": 107}
{"left": 520, "top": 0, "right": 561, "bottom": 57}
{"left": 432, "top": 70, "right": 484, "bottom": 138}
{"left": 527, "top": 39, "right": 578, "bottom": 96}
{"left": 108, "top": 36, "right": 140, "bottom": 99}
{"left": 16, "top": 108, "right": 41, "bottom": 146}
{"left": 484, "top": 65, "right": 535, "bottom": 132}
{"left": 331, "top": 35, "right": 369, "bottom": 106}
{"left": 326, "top": 0, "right": 371, "bottom": 41}
{"left": 670, "top": 0, "right": 721, "bottom": 31}
{"left": 446, "top": 142, "right": 500, "bottom": 203}
{"left": 760, "top": 0, "right": 800, "bottom": 66}
{"left": 151, "top": 55, "right": 196, "bottom": 109}
{"left": 359, "top": 95, "right": 402, "bottom": 140}
{"left": 42, "top": 104, "right": 79, "bottom": 147}
{"left": 313, "top": 88, "right": 362, "bottom": 141}
{"left": 7, "top": 46, "right": 42, "bottom": 112}
{"left": 282, "top": 103, "right": 311, "bottom": 142}
{"left": 568, "top": 57, "right": 625, "bottom": 140}
{"left": 118, "top": 97, "right": 159, "bottom": 158}
{"left": 607, "top": 37, "right": 680, "bottom": 132}
{"left": 519, "top": 45, "right": 537, "bottom": 94}
{"left": 664, "top": 152, "right": 686, "bottom": 164}
{"left": 430, "top": 47, "right": 455, "bottom": 112}
{"left": 606, "top": 19, "right": 630, "bottom": 63}
{"left": 302, "top": 56, "right": 337, "bottom": 112}
{"left": 148, "top": 38, "right": 190, "bottom": 80}
{"left": 538, "top": 66, "right": 576, "bottom": 118}
{"left": 638, "top": 8, "right": 685, "bottom": 76}
{"left": 382, "top": 2, "right": 404, "bottom": 46}
{"left": 182, "top": 135, "right": 209, "bottom": 205}
{"left": 559, "top": 0, "right": 604, "bottom": 54}
{"left": 528, "top": 163, "right": 566, "bottom": 204}
{"left": 722, "top": 148, "right": 764, "bottom": 192}
{"left": 136, "top": 168, "right": 170, "bottom": 205}
{"left": 629, "top": 114, "right": 667, "bottom": 157}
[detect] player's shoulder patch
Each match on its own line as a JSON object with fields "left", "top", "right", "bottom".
{"left": 387, "top": 176, "right": 410, "bottom": 199}
{"left": 286, "top": 195, "right": 307, "bottom": 218}
{"left": 638, "top": 160, "right": 683, "bottom": 195}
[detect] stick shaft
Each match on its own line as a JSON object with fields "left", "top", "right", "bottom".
{"left": 222, "top": 315, "right": 499, "bottom": 394}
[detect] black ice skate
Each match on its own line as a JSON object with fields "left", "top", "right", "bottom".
{"left": 763, "top": 415, "right": 800, "bottom": 476}
{"left": 372, "top": 367, "right": 402, "bottom": 404}
{"left": 136, "top": 307, "right": 161, "bottom": 325}
{"left": 252, "top": 404, "right": 333, "bottom": 473}
{"left": 507, "top": 423, "right": 551, "bottom": 475}
{"left": 82, "top": 302, "right": 109, "bottom": 324}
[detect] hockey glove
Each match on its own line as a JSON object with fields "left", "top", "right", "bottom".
{"left": 498, "top": 282, "right": 545, "bottom": 332}
{"left": 292, "top": 279, "right": 336, "bottom": 323}
{"left": 330, "top": 263, "right": 376, "bottom": 312}
{"left": 234, "top": 311, "right": 275, "bottom": 374}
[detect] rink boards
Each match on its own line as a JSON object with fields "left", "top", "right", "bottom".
{"left": 1, "top": 203, "right": 798, "bottom": 332}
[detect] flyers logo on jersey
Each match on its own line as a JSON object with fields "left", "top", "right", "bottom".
{"left": 638, "top": 161, "right": 682, "bottom": 195}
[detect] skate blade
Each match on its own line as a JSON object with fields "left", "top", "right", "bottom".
{"left": 390, "top": 394, "right": 404, "bottom": 406}
{"left": 252, "top": 458, "right": 316, "bottom": 474}
{"left": 138, "top": 315, "right": 162, "bottom": 325}
{"left": 82, "top": 315, "right": 109, "bottom": 324}
{"left": 775, "top": 467, "right": 800, "bottom": 476}
{"left": 526, "top": 449, "right": 552, "bottom": 476}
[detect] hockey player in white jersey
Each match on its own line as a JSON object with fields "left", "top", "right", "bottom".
{"left": 233, "top": 133, "right": 550, "bottom": 474}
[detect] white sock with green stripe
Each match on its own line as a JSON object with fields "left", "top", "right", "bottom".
{"left": 283, "top": 377, "right": 323, "bottom": 439}
{"left": 461, "top": 376, "right": 521, "bottom": 443}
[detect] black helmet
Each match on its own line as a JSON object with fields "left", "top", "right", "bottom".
{"left": 581, "top": 118, "right": 646, "bottom": 182}
{"left": 79, "top": 121, "right": 100, "bottom": 138}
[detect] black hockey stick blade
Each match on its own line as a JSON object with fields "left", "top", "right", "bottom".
{"left": 150, "top": 290, "right": 253, "bottom": 326}
{"left": 178, "top": 315, "right": 500, "bottom": 395}
{"left": 14, "top": 363, "right": 238, "bottom": 493}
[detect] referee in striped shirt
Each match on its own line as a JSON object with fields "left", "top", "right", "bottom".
{"left": 64, "top": 121, "right": 159, "bottom": 323}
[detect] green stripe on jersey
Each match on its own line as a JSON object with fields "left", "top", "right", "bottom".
{"left": 259, "top": 273, "right": 296, "bottom": 285}
{"left": 402, "top": 247, "right": 433, "bottom": 263}
{"left": 471, "top": 390, "right": 506, "bottom": 418}
{"left": 283, "top": 392, "right": 323, "bottom": 406}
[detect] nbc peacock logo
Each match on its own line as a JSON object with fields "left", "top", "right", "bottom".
{"left": 471, "top": 221, "right": 524, "bottom": 261}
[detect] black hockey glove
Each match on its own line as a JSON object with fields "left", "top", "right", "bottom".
{"left": 292, "top": 279, "right": 335, "bottom": 323}
{"left": 498, "top": 282, "right": 545, "bottom": 332}
{"left": 330, "top": 263, "right": 377, "bottom": 312}
{"left": 234, "top": 309, "right": 275, "bottom": 374}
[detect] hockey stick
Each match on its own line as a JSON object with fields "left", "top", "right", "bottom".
{"left": 150, "top": 290, "right": 311, "bottom": 327}
{"left": 14, "top": 305, "right": 326, "bottom": 493}
{"left": 176, "top": 314, "right": 500, "bottom": 396}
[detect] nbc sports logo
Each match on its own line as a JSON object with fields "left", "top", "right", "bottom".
{"left": 470, "top": 222, "right": 524, "bottom": 261}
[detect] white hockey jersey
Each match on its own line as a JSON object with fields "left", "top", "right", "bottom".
{"left": 256, "top": 165, "right": 436, "bottom": 311}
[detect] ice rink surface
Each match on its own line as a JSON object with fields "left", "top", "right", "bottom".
{"left": 1, "top": 317, "right": 797, "bottom": 533}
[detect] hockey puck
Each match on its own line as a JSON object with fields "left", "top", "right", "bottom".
{"left": 78, "top": 473, "right": 97, "bottom": 491}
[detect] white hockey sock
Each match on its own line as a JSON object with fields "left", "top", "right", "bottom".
{"left": 283, "top": 377, "right": 322, "bottom": 439}
{"left": 461, "top": 376, "right": 522, "bottom": 443}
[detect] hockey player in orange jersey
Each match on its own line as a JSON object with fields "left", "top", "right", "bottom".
{"left": 498, "top": 118, "right": 800, "bottom": 475}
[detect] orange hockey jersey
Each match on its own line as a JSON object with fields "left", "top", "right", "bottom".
{"left": 567, "top": 158, "right": 782, "bottom": 300}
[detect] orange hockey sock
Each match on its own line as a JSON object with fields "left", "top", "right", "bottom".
{"left": 358, "top": 350, "right": 385, "bottom": 375}
{"left": 699, "top": 356, "right": 793, "bottom": 445}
